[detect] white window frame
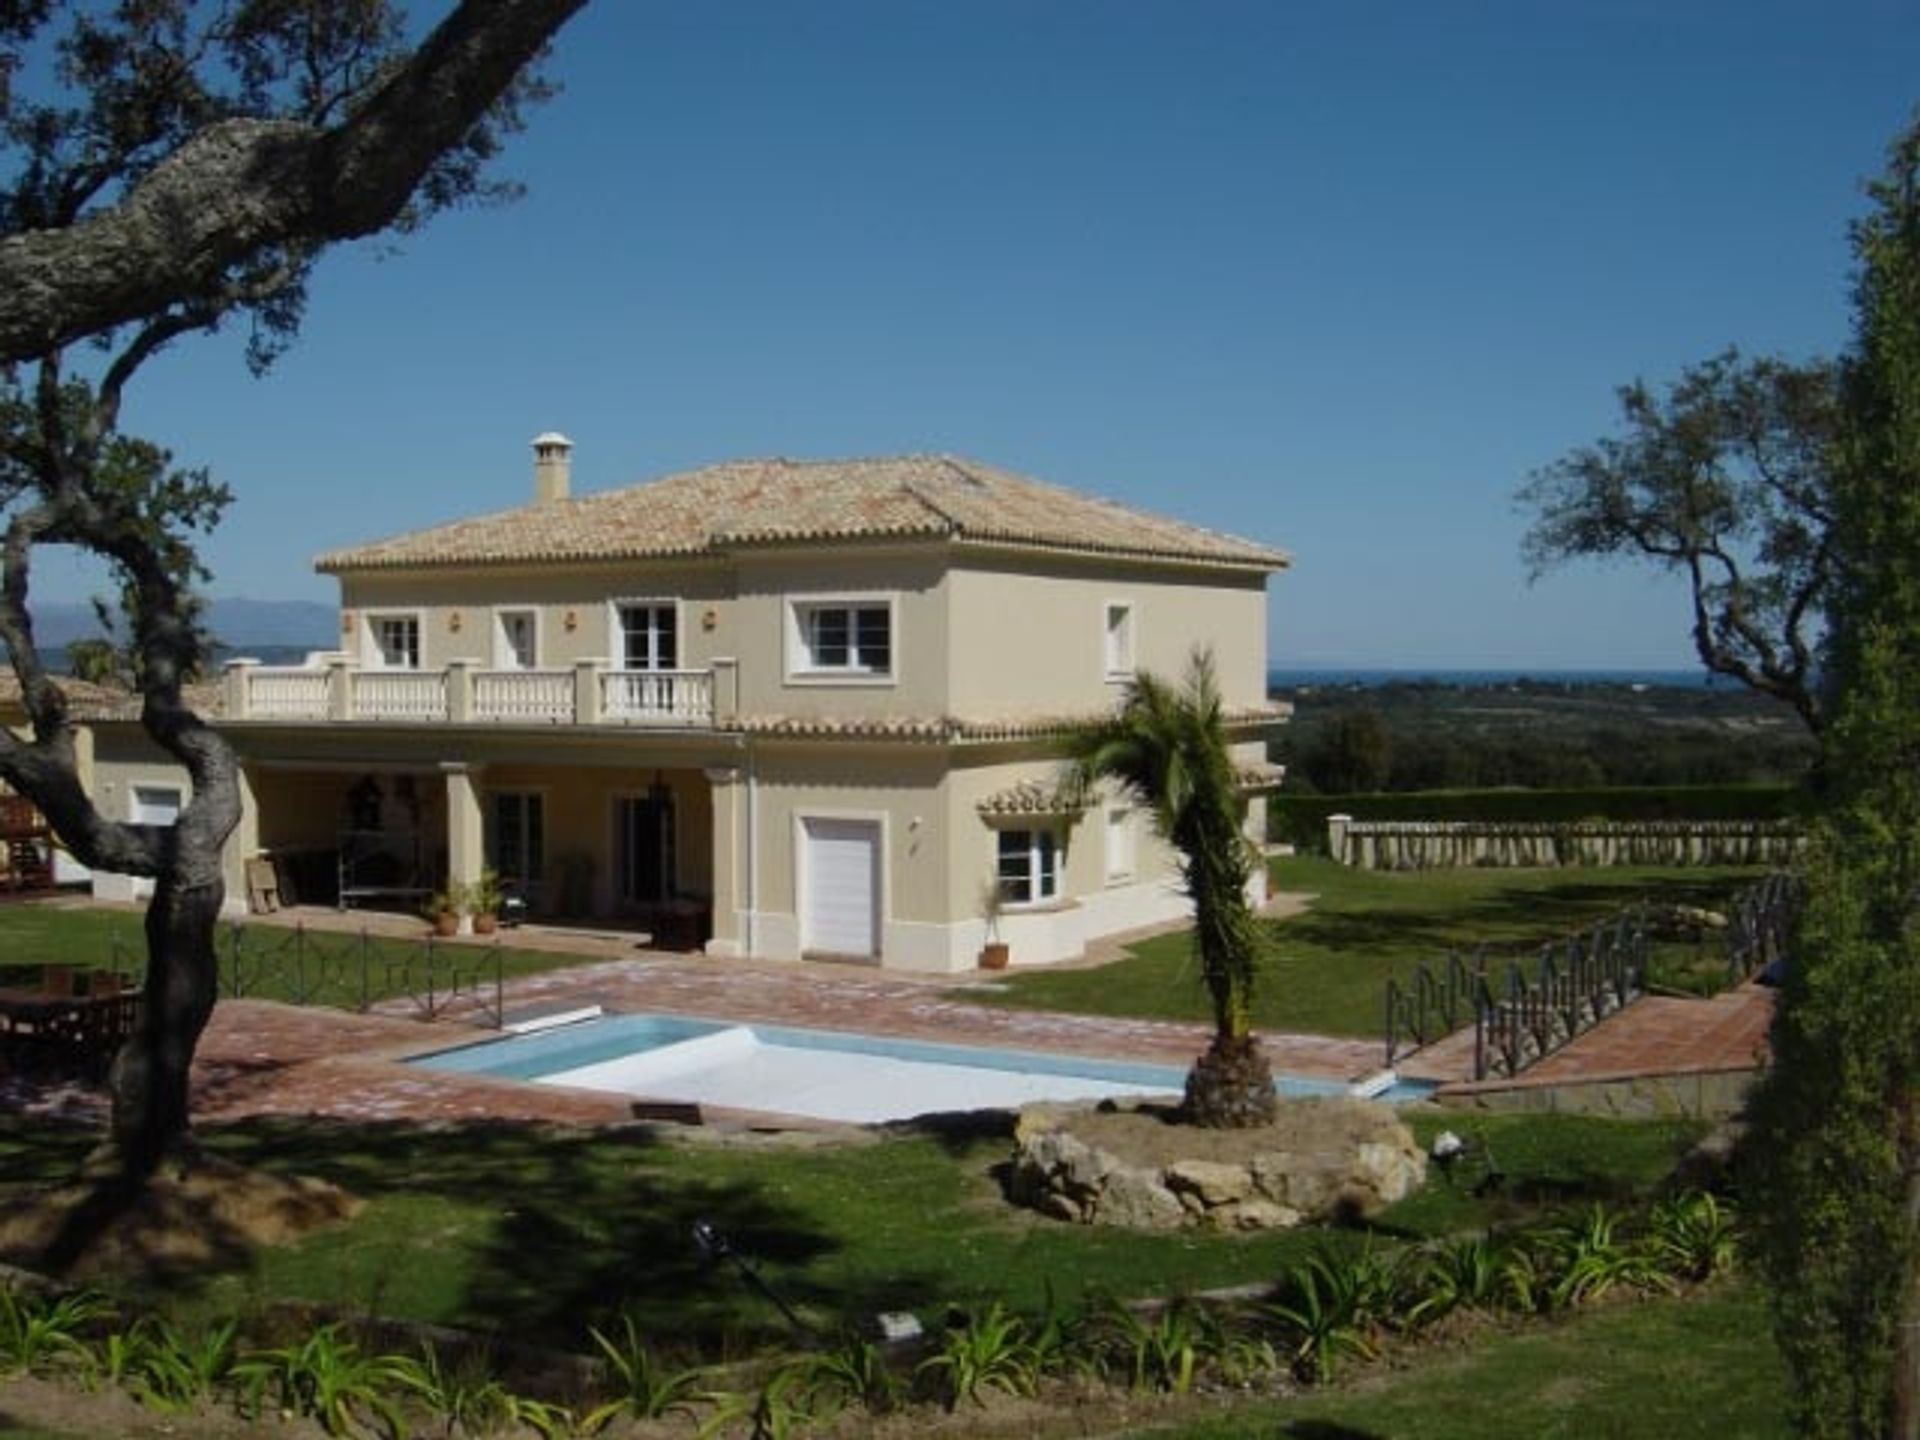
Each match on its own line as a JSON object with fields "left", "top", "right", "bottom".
{"left": 608, "top": 598, "right": 683, "bottom": 672}
{"left": 362, "top": 609, "right": 424, "bottom": 670}
{"left": 785, "top": 593, "right": 897, "bottom": 685}
{"left": 492, "top": 607, "right": 541, "bottom": 670}
{"left": 997, "top": 826, "right": 1062, "bottom": 908}
{"left": 1104, "top": 805, "right": 1135, "bottom": 884}
{"left": 1103, "top": 599, "right": 1135, "bottom": 681}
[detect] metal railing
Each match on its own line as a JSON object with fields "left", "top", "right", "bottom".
{"left": 1473, "top": 907, "right": 1648, "bottom": 1080}
{"left": 1385, "top": 951, "right": 1488, "bottom": 1066}
{"left": 180, "top": 923, "right": 506, "bottom": 1028}
{"left": 1724, "top": 870, "right": 1801, "bottom": 988}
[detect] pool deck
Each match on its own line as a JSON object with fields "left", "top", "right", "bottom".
{"left": 1, "top": 898, "right": 1774, "bottom": 1131}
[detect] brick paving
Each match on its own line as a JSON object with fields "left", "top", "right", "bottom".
{"left": 1, "top": 895, "right": 1775, "bottom": 1129}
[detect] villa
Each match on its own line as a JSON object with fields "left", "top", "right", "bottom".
{"left": 83, "top": 439, "right": 1291, "bottom": 972}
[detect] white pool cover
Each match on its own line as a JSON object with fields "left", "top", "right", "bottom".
{"left": 542, "top": 1025, "right": 1179, "bottom": 1124}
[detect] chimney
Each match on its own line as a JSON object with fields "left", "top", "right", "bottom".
{"left": 531, "top": 431, "right": 573, "bottom": 504}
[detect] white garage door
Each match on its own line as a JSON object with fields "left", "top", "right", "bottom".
{"left": 802, "top": 818, "right": 879, "bottom": 959}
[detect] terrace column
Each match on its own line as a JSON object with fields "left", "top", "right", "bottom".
{"left": 574, "top": 659, "right": 604, "bottom": 725}
{"left": 703, "top": 764, "right": 744, "bottom": 957}
{"left": 441, "top": 762, "right": 485, "bottom": 936}
{"left": 446, "top": 659, "right": 474, "bottom": 723}
{"left": 327, "top": 657, "right": 354, "bottom": 721}
{"left": 219, "top": 765, "right": 262, "bottom": 915}
{"left": 223, "top": 657, "right": 258, "bottom": 720}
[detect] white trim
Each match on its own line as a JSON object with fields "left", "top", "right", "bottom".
{"left": 783, "top": 592, "right": 899, "bottom": 687}
{"left": 606, "top": 597, "right": 684, "bottom": 671}
{"left": 492, "top": 606, "right": 542, "bottom": 670}
{"left": 793, "top": 808, "right": 888, "bottom": 960}
{"left": 995, "top": 824, "right": 1062, "bottom": 909}
{"left": 1103, "top": 598, "right": 1135, "bottom": 681}
{"left": 361, "top": 608, "right": 426, "bottom": 670}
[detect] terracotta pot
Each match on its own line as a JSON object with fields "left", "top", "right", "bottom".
{"left": 979, "top": 941, "right": 1010, "bottom": 971}
{"left": 431, "top": 912, "right": 459, "bottom": 938}
{"left": 472, "top": 913, "right": 498, "bottom": 936}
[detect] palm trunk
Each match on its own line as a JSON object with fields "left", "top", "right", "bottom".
{"left": 105, "top": 872, "right": 223, "bottom": 1178}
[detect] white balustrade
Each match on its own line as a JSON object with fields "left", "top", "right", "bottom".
{"left": 473, "top": 669, "right": 575, "bottom": 723}
{"left": 601, "top": 668, "right": 714, "bottom": 725}
{"left": 244, "top": 667, "right": 331, "bottom": 720}
{"left": 354, "top": 670, "right": 449, "bottom": 721}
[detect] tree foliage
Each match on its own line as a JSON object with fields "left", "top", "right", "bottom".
{"left": 0, "top": 0, "right": 582, "bottom": 1177}
{"left": 1067, "top": 649, "right": 1277, "bottom": 1127}
{"left": 1520, "top": 349, "right": 1840, "bottom": 732}
{"left": 1744, "top": 112, "right": 1920, "bottom": 1438}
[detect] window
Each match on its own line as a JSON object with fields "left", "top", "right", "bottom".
{"left": 618, "top": 603, "right": 677, "bottom": 670}
{"left": 371, "top": 614, "right": 420, "bottom": 669}
{"left": 997, "top": 828, "right": 1060, "bottom": 906}
{"left": 497, "top": 609, "right": 537, "bottom": 669}
{"left": 1105, "top": 807, "right": 1134, "bottom": 883}
{"left": 1104, "top": 601, "right": 1134, "bottom": 678}
{"left": 488, "top": 792, "right": 545, "bottom": 896}
{"left": 793, "top": 601, "right": 891, "bottom": 676}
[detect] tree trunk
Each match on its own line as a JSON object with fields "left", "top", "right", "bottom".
{"left": 105, "top": 872, "right": 223, "bottom": 1178}
{"left": 1182, "top": 1033, "right": 1279, "bottom": 1129}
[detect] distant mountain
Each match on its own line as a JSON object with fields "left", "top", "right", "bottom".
{"left": 28, "top": 597, "right": 336, "bottom": 650}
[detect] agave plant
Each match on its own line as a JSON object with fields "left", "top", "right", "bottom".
{"left": 232, "top": 1323, "right": 419, "bottom": 1439}
{"left": 107, "top": 1316, "right": 237, "bottom": 1413}
{"left": 1403, "top": 1236, "right": 1504, "bottom": 1328}
{"left": 787, "top": 1333, "right": 904, "bottom": 1417}
{"left": 398, "top": 1341, "right": 520, "bottom": 1437}
{"left": 1260, "top": 1253, "right": 1382, "bottom": 1383}
{"left": 0, "top": 1287, "right": 114, "bottom": 1378}
{"left": 1648, "top": 1189, "right": 1740, "bottom": 1282}
{"left": 1546, "top": 1203, "right": 1672, "bottom": 1308}
{"left": 582, "top": 1315, "right": 714, "bottom": 1430}
{"left": 915, "top": 1302, "right": 1037, "bottom": 1410}
{"left": 1090, "top": 1294, "right": 1214, "bottom": 1396}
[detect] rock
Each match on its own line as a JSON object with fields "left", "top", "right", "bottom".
{"left": 1210, "top": 1198, "right": 1301, "bottom": 1232}
{"left": 1038, "top": 1191, "right": 1084, "bottom": 1223}
{"left": 1165, "top": 1159, "right": 1254, "bottom": 1207}
{"left": 1090, "top": 1167, "right": 1187, "bottom": 1229}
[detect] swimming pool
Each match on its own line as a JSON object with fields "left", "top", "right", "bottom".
{"left": 412, "top": 1012, "right": 1434, "bottom": 1124}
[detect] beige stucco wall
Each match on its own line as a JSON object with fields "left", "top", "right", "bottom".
{"left": 727, "top": 549, "right": 950, "bottom": 720}
{"left": 337, "top": 559, "right": 733, "bottom": 672}
{"left": 946, "top": 553, "right": 1268, "bottom": 720}
{"left": 87, "top": 728, "right": 196, "bottom": 903}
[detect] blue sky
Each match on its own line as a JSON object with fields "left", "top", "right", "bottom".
{"left": 61, "top": 1, "right": 1920, "bottom": 666}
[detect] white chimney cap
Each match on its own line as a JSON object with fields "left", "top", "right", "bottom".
{"left": 532, "top": 431, "right": 573, "bottom": 449}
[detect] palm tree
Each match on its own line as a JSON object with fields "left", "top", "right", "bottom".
{"left": 1066, "top": 647, "right": 1276, "bottom": 1128}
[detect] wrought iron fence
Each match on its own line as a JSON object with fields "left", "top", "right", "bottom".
{"left": 111, "top": 922, "right": 506, "bottom": 1028}
{"left": 1723, "top": 870, "right": 1801, "bottom": 988}
{"left": 1474, "top": 906, "right": 1648, "bottom": 1080}
{"left": 1384, "top": 950, "right": 1489, "bottom": 1066}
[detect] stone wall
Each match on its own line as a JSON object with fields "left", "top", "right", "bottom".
{"left": 1326, "top": 816, "right": 1802, "bottom": 871}
{"left": 1436, "top": 1065, "right": 1758, "bottom": 1120}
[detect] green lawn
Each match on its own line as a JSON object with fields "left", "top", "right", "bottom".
{"left": 975, "top": 856, "right": 1765, "bottom": 1037}
{"left": 0, "top": 902, "right": 594, "bottom": 1009}
{"left": 1135, "top": 1281, "right": 1789, "bottom": 1440}
{"left": 0, "top": 1108, "right": 1701, "bottom": 1358}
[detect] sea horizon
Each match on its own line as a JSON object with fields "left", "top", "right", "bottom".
{"left": 1268, "top": 666, "right": 1718, "bottom": 689}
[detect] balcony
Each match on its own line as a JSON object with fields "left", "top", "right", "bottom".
{"left": 224, "top": 658, "right": 721, "bottom": 728}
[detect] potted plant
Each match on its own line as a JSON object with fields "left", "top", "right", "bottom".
{"left": 978, "top": 876, "right": 1010, "bottom": 970}
{"left": 469, "top": 870, "right": 504, "bottom": 936}
{"left": 421, "top": 886, "right": 460, "bottom": 938}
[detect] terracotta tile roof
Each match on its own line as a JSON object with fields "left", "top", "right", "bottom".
{"left": 316, "top": 455, "right": 1290, "bottom": 574}
{"left": 975, "top": 777, "right": 1088, "bottom": 817}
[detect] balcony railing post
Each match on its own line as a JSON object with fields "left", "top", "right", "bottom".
{"left": 575, "top": 659, "right": 604, "bottom": 724}
{"left": 327, "top": 657, "right": 354, "bottom": 720}
{"left": 446, "top": 659, "right": 474, "bottom": 723}
{"left": 223, "top": 657, "right": 259, "bottom": 720}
